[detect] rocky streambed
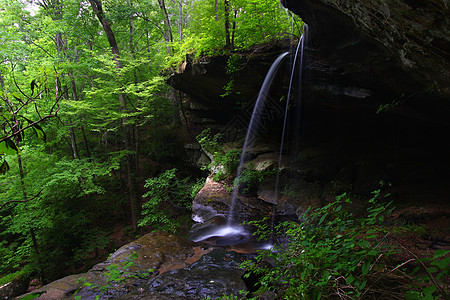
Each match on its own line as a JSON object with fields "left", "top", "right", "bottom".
{"left": 16, "top": 231, "right": 254, "bottom": 300}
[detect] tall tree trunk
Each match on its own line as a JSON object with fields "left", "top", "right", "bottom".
{"left": 215, "top": 0, "right": 219, "bottom": 21}
{"left": 178, "top": 0, "right": 183, "bottom": 41}
{"left": 128, "top": 0, "right": 142, "bottom": 196}
{"left": 44, "top": 0, "right": 80, "bottom": 159}
{"left": 81, "top": 125, "right": 91, "bottom": 157}
{"left": 158, "top": 0, "right": 174, "bottom": 53}
{"left": 89, "top": 0, "right": 138, "bottom": 230}
{"left": 224, "top": 0, "right": 231, "bottom": 49}
{"left": 69, "top": 73, "right": 89, "bottom": 157}
{"left": 13, "top": 132, "right": 45, "bottom": 283}
{"left": 157, "top": 1, "right": 182, "bottom": 126}
{"left": 69, "top": 127, "right": 79, "bottom": 159}
{"left": 231, "top": 10, "right": 237, "bottom": 46}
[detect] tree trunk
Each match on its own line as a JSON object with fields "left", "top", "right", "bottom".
{"left": 81, "top": 125, "right": 91, "bottom": 157}
{"left": 158, "top": 0, "right": 174, "bottom": 54}
{"left": 13, "top": 131, "right": 45, "bottom": 283}
{"left": 224, "top": 0, "right": 231, "bottom": 49}
{"left": 178, "top": 0, "right": 183, "bottom": 41}
{"left": 89, "top": 0, "right": 139, "bottom": 230}
{"left": 69, "top": 127, "right": 79, "bottom": 159}
{"left": 215, "top": 0, "right": 219, "bottom": 21}
{"left": 231, "top": 10, "right": 237, "bottom": 47}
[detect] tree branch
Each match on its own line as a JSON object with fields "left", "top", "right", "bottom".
{"left": 0, "top": 189, "right": 43, "bottom": 210}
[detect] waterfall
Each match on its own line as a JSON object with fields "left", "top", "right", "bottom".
{"left": 273, "top": 25, "right": 309, "bottom": 231}
{"left": 227, "top": 51, "right": 290, "bottom": 225}
{"left": 191, "top": 30, "right": 308, "bottom": 246}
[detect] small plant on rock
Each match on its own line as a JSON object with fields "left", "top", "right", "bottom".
{"left": 74, "top": 251, "right": 154, "bottom": 300}
{"left": 196, "top": 129, "right": 241, "bottom": 181}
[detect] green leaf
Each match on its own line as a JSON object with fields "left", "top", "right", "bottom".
{"left": 0, "top": 139, "right": 18, "bottom": 155}
{"left": 362, "top": 260, "right": 371, "bottom": 276}
{"left": 346, "top": 275, "right": 355, "bottom": 284}
{"left": 358, "top": 240, "right": 370, "bottom": 249}
{"left": 31, "top": 122, "right": 46, "bottom": 142}
{"left": 433, "top": 249, "right": 449, "bottom": 259}
{"left": 31, "top": 79, "right": 38, "bottom": 95}
{"left": 318, "top": 212, "right": 328, "bottom": 225}
{"left": 423, "top": 286, "right": 437, "bottom": 295}
{"left": 0, "top": 157, "right": 9, "bottom": 174}
{"left": 21, "top": 116, "right": 46, "bottom": 142}
{"left": 431, "top": 256, "right": 450, "bottom": 269}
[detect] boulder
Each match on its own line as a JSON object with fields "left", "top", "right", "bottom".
{"left": 0, "top": 276, "right": 29, "bottom": 299}
{"left": 16, "top": 232, "right": 212, "bottom": 300}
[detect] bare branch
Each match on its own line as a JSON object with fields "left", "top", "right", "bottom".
{"left": 0, "top": 189, "right": 43, "bottom": 210}
{"left": 0, "top": 87, "right": 68, "bottom": 143}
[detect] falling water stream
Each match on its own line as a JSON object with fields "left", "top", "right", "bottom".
{"left": 272, "top": 25, "right": 308, "bottom": 238}
{"left": 227, "top": 51, "right": 289, "bottom": 225}
{"left": 193, "top": 28, "right": 308, "bottom": 246}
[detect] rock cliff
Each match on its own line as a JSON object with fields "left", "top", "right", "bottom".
{"left": 282, "top": 0, "right": 450, "bottom": 98}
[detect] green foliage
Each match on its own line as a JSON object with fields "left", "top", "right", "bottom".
{"left": 196, "top": 129, "right": 241, "bottom": 181}
{"left": 213, "top": 149, "right": 242, "bottom": 181}
{"left": 0, "top": 0, "right": 302, "bottom": 286}
{"left": 177, "top": 0, "right": 302, "bottom": 59}
{"left": 0, "top": 145, "right": 122, "bottom": 281}
{"left": 222, "top": 54, "right": 247, "bottom": 97}
{"left": 0, "top": 264, "right": 33, "bottom": 286}
{"left": 405, "top": 249, "right": 450, "bottom": 300}
{"left": 196, "top": 128, "right": 223, "bottom": 155}
{"left": 241, "top": 191, "right": 396, "bottom": 299}
{"left": 139, "top": 168, "right": 204, "bottom": 233}
{"left": 235, "top": 166, "right": 275, "bottom": 196}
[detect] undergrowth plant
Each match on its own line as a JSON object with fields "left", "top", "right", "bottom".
{"left": 235, "top": 166, "right": 275, "bottom": 196}
{"left": 404, "top": 248, "right": 450, "bottom": 300}
{"left": 240, "top": 190, "right": 450, "bottom": 299}
{"left": 196, "top": 129, "right": 241, "bottom": 181}
{"left": 241, "top": 191, "right": 398, "bottom": 299}
{"left": 139, "top": 168, "right": 204, "bottom": 233}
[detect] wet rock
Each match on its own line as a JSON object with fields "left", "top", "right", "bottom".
{"left": 0, "top": 276, "right": 29, "bottom": 299}
{"left": 142, "top": 249, "right": 248, "bottom": 299}
{"left": 190, "top": 178, "right": 272, "bottom": 241}
{"left": 16, "top": 232, "right": 211, "bottom": 300}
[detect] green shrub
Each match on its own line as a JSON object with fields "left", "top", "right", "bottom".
{"left": 405, "top": 249, "right": 450, "bottom": 300}
{"left": 139, "top": 169, "right": 204, "bottom": 233}
{"left": 196, "top": 129, "right": 241, "bottom": 181}
{"left": 241, "top": 191, "right": 396, "bottom": 299}
{"left": 235, "top": 166, "right": 275, "bottom": 196}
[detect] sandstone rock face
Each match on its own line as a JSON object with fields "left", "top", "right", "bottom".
{"left": 282, "top": 0, "right": 450, "bottom": 97}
